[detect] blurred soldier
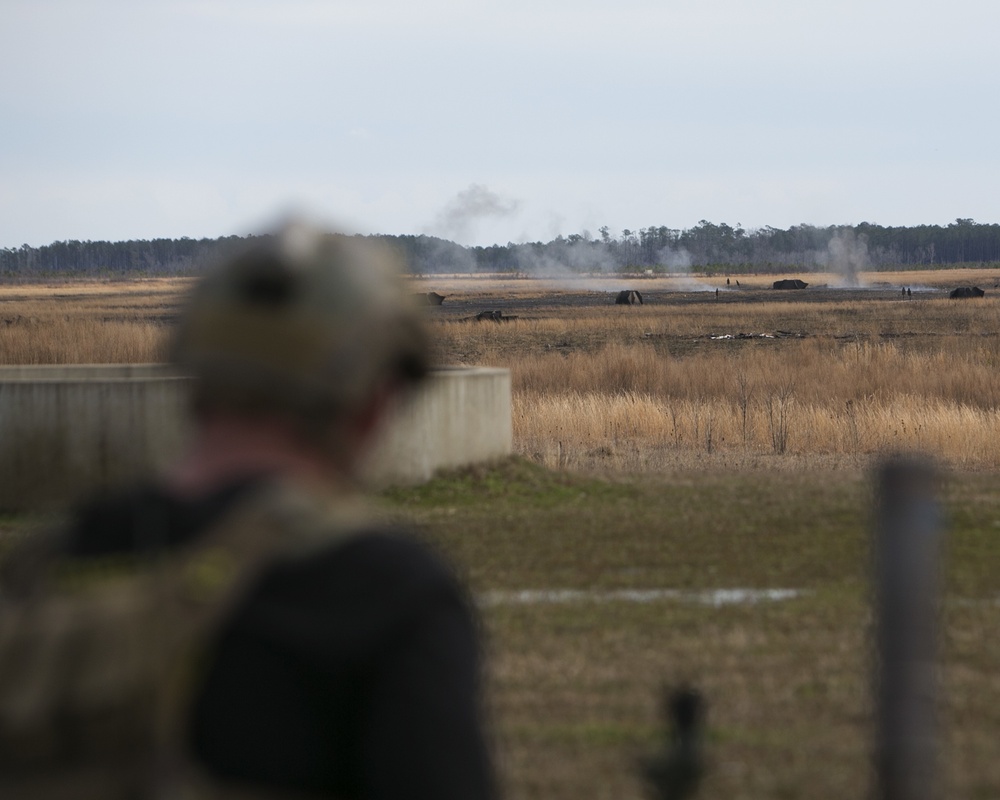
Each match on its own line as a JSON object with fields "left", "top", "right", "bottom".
{"left": 0, "top": 224, "right": 495, "bottom": 799}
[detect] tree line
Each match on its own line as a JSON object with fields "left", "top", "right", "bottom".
{"left": 0, "top": 236, "right": 250, "bottom": 278}
{"left": 3, "top": 219, "right": 999, "bottom": 277}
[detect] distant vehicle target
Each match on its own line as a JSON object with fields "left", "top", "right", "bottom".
{"left": 949, "top": 286, "right": 985, "bottom": 299}
{"left": 772, "top": 279, "right": 809, "bottom": 290}
{"left": 615, "top": 290, "right": 643, "bottom": 305}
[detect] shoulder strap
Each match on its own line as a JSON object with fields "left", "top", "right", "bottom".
{"left": 150, "top": 479, "right": 373, "bottom": 795}
{"left": 0, "top": 479, "right": 370, "bottom": 800}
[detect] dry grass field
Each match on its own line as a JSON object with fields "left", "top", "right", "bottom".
{"left": 3, "top": 268, "right": 998, "bottom": 470}
{"left": 413, "top": 268, "right": 1000, "bottom": 471}
{"left": 2, "top": 271, "right": 1000, "bottom": 798}
{"left": 0, "top": 277, "right": 185, "bottom": 363}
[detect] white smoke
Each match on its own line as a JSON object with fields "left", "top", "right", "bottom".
{"left": 513, "top": 236, "right": 619, "bottom": 289}
{"left": 421, "top": 236, "right": 475, "bottom": 273}
{"left": 656, "top": 245, "right": 693, "bottom": 272}
{"left": 653, "top": 245, "right": 718, "bottom": 291}
{"left": 818, "top": 229, "right": 868, "bottom": 287}
{"left": 429, "top": 184, "right": 520, "bottom": 244}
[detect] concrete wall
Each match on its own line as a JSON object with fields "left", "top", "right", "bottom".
{"left": 363, "top": 366, "right": 513, "bottom": 486}
{"left": 0, "top": 365, "right": 511, "bottom": 512}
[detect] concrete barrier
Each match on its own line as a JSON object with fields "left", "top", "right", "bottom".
{"left": 0, "top": 365, "right": 511, "bottom": 512}
{"left": 363, "top": 366, "right": 512, "bottom": 486}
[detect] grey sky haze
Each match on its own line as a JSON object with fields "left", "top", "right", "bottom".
{"left": 2, "top": 0, "right": 998, "bottom": 248}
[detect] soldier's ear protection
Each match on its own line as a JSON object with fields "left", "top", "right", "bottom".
{"left": 236, "top": 254, "right": 298, "bottom": 307}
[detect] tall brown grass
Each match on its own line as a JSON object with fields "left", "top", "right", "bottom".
{"left": 505, "top": 335, "right": 1000, "bottom": 470}
{"left": 420, "top": 278, "right": 1000, "bottom": 470}
{"left": 0, "top": 317, "right": 170, "bottom": 364}
{"left": 0, "top": 278, "right": 183, "bottom": 364}
{"left": 3, "top": 275, "right": 1000, "bottom": 470}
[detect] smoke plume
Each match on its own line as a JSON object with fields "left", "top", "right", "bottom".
{"left": 513, "top": 236, "right": 618, "bottom": 289}
{"left": 819, "top": 229, "right": 868, "bottom": 287}
{"left": 656, "top": 245, "right": 693, "bottom": 272}
{"left": 430, "top": 184, "right": 520, "bottom": 244}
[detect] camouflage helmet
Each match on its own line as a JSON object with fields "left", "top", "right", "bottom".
{"left": 171, "top": 222, "right": 429, "bottom": 419}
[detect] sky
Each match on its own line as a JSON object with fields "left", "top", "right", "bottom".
{"left": 2, "top": 0, "right": 999, "bottom": 249}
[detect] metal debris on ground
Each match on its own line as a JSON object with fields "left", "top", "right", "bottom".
{"left": 707, "top": 330, "right": 806, "bottom": 340}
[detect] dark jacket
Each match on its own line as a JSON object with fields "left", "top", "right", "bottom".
{"left": 63, "top": 479, "right": 495, "bottom": 800}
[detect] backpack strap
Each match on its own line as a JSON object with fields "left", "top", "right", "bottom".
{"left": 0, "top": 479, "right": 369, "bottom": 800}
{"left": 149, "top": 480, "right": 373, "bottom": 760}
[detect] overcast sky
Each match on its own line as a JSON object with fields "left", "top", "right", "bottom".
{"left": 3, "top": 0, "right": 998, "bottom": 249}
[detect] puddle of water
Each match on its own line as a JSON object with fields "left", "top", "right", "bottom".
{"left": 477, "top": 588, "right": 805, "bottom": 608}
